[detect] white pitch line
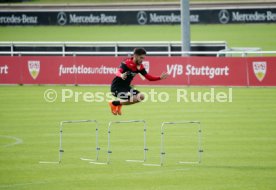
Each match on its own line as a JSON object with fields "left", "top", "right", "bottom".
{"left": 0, "top": 135, "right": 23, "bottom": 148}
{"left": 80, "top": 158, "right": 95, "bottom": 161}
{"left": 143, "top": 163, "right": 161, "bottom": 167}
{"left": 126, "top": 160, "right": 144, "bottom": 163}
{"left": 89, "top": 161, "right": 108, "bottom": 165}
{"left": 116, "top": 168, "right": 191, "bottom": 176}
{"left": 39, "top": 161, "right": 59, "bottom": 164}
{"left": 0, "top": 181, "right": 48, "bottom": 188}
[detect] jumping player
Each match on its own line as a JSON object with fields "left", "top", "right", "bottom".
{"left": 109, "top": 48, "right": 168, "bottom": 115}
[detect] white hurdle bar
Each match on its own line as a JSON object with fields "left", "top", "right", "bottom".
{"left": 144, "top": 121, "right": 203, "bottom": 167}
{"left": 107, "top": 120, "right": 148, "bottom": 164}
{"left": 59, "top": 120, "right": 100, "bottom": 163}
{"left": 39, "top": 120, "right": 100, "bottom": 164}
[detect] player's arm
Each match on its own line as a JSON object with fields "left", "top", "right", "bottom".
{"left": 140, "top": 69, "right": 168, "bottom": 81}
{"left": 116, "top": 63, "right": 128, "bottom": 80}
{"left": 144, "top": 73, "right": 161, "bottom": 81}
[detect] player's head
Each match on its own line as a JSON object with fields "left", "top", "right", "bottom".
{"left": 133, "top": 48, "right": 146, "bottom": 65}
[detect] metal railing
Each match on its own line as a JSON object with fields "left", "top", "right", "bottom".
{"left": 0, "top": 51, "right": 276, "bottom": 57}
{"left": 0, "top": 41, "right": 228, "bottom": 57}
{"left": 0, "top": 41, "right": 275, "bottom": 57}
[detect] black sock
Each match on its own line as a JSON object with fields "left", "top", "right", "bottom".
{"left": 112, "top": 101, "right": 121, "bottom": 106}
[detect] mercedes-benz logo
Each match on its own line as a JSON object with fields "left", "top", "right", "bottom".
{"left": 57, "top": 12, "right": 67, "bottom": 25}
{"left": 137, "top": 11, "right": 148, "bottom": 25}
{"left": 218, "top": 10, "right": 230, "bottom": 24}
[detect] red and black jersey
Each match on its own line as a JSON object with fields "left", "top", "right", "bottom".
{"left": 111, "top": 57, "right": 160, "bottom": 91}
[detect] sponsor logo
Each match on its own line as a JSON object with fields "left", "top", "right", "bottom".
{"left": 167, "top": 64, "right": 183, "bottom": 78}
{"left": 186, "top": 65, "right": 229, "bottom": 79}
{"left": 57, "top": 12, "right": 67, "bottom": 25}
{"left": 218, "top": 10, "right": 230, "bottom": 24}
{"left": 190, "top": 14, "right": 200, "bottom": 23}
{"left": 166, "top": 64, "right": 230, "bottom": 79}
{"left": 69, "top": 14, "right": 117, "bottom": 24}
{"left": 137, "top": 11, "right": 148, "bottom": 25}
{"left": 57, "top": 13, "right": 117, "bottom": 25}
{"left": 218, "top": 10, "right": 276, "bottom": 23}
{"left": 231, "top": 11, "right": 276, "bottom": 22}
{"left": 59, "top": 65, "right": 117, "bottom": 76}
{"left": 0, "top": 65, "right": 8, "bottom": 74}
{"left": 137, "top": 11, "right": 198, "bottom": 24}
{"left": 28, "top": 61, "right": 40, "bottom": 80}
{"left": 253, "top": 61, "right": 266, "bottom": 82}
{"left": 0, "top": 14, "right": 37, "bottom": 24}
{"left": 150, "top": 13, "right": 181, "bottom": 23}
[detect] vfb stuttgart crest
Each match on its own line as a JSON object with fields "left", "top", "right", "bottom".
{"left": 28, "top": 60, "right": 40, "bottom": 80}
{"left": 253, "top": 61, "right": 266, "bottom": 82}
{"left": 142, "top": 61, "right": 150, "bottom": 73}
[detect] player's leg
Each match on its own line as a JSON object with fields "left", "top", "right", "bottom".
{"left": 108, "top": 101, "right": 118, "bottom": 115}
{"left": 109, "top": 87, "right": 130, "bottom": 115}
{"left": 115, "top": 90, "right": 144, "bottom": 115}
{"left": 120, "top": 92, "right": 144, "bottom": 105}
{"left": 109, "top": 89, "right": 144, "bottom": 115}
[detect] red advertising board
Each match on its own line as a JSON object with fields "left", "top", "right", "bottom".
{"left": 0, "top": 56, "right": 275, "bottom": 86}
{"left": 185, "top": 57, "right": 248, "bottom": 86}
{"left": 0, "top": 57, "right": 21, "bottom": 84}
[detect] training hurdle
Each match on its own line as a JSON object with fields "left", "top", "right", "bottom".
{"left": 144, "top": 121, "right": 203, "bottom": 166}
{"left": 107, "top": 120, "right": 148, "bottom": 164}
{"left": 39, "top": 120, "right": 203, "bottom": 166}
{"left": 39, "top": 120, "right": 100, "bottom": 164}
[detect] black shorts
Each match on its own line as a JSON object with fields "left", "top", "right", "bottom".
{"left": 111, "top": 87, "right": 140, "bottom": 100}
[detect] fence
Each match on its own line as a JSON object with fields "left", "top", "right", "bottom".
{"left": 0, "top": 41, "right": 228, "bottom": 57}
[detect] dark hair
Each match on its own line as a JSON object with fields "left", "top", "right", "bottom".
{"left": 133, "top": 48, "right": 146, "bottom": 55}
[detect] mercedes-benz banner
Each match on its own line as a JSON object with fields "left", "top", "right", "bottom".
{"left": 0, "top": 8, "right": 276, "bottom": 25}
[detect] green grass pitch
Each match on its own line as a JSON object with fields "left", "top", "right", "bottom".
{"left": 1, "top": 24, "right": 276, "bottom": 50}
{"left": 0, "top": 86, "right": 276, "bottom": 190}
